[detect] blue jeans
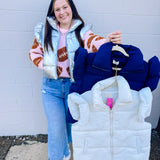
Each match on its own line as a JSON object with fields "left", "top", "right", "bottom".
{"left": 41, "top": 77, "right": 72, "bottom": 160}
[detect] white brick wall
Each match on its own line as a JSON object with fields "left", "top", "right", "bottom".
{"left": 0, "top": 0, "right": 159, "bottom": 135}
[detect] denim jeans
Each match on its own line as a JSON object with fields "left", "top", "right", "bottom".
{"left": 41, "top": 77, "right": 72, "bottom": 160}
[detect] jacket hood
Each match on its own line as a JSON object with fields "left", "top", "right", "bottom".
{"left": 145, "top": 56, "right": 160, "bottom": 90}
{"left": 92, "top": 42, "right": 145, "bottom": 73}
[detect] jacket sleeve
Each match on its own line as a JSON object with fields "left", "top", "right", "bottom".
{"left": 67, "top": 93, "right": 90, "bottom": 126}
{"left": 29, "top": 22, "right": 44, "bottom": 69}
{"left": 138, "top": 87, "right": 152, "bottom": 122}
{"left": 29, "top": 38, "right": 44, "bottom": 69}
{"left": 69, "top": 47, "right": 88, "bottom": 94}
{"left": 73, "top": 47, "right": 88, "bottom": 80}
{"left": 83, "top": 30, "right": 107, "bottom": 53}
{"left": 145, "top": 56, "right": 160, "bottom": 91}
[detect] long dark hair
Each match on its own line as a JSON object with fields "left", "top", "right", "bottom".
{"left": 44, "top": 0, "right": 85, "bottom": 51}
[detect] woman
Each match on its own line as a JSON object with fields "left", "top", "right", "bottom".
{"left": 29, "top": 0, "right": 121, "bottom": 159}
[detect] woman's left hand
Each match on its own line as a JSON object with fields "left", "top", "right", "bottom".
{"left": 106, "top": 31, "right": 122, "bottom": 44}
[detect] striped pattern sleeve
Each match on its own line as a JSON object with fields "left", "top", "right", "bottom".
{"left": 83, "top": 30, "right": 107, "bottom": 53}
{"left": 29, "top": 38, "right": 44, "bottom": 69}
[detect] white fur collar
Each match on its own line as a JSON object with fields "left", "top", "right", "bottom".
{"left": 92, "top": 76, "right": 133, "bottom": 110}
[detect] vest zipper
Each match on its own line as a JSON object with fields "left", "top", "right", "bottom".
{"left": 110, "top": 108, "right": 113, "bottom": 160}
{"left": 65, "top": 32, "right": 72, "bottom": 81}
{"left": 55, "top": 32, "right": 60, "bottom": 79}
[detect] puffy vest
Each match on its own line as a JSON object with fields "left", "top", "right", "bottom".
{"left": 68, "top": 76, "right": 152, "bottom": 160}
{"left": 34, "top": 17, "right": 91, "bottom": 81}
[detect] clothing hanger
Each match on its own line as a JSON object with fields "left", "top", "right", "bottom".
{"left": 112, "top": 45, "right": 129, "bottom": 71}
{"left": 112, "top": 44, "right": 129, "bottom": 57}
{"left": 112, "top": 60, "right": 118, "bottom": 87}
{"left": 112, "top": 60, "right": 119, "bottom": 83}
{"left": 112, "top": 60, "right": 122, "bottom": 71}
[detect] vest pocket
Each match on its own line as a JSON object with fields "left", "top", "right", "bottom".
{"left": 135, "top": 132, "right": 151, "bottom": 154}
{"left": 136, "top": 136, "right": 143, "bottom": 153}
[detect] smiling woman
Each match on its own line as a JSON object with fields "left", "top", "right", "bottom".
{"left": 53, "top": 0, "right": 73, "bottom": 29}
{"left": 28, "top": 0, "right": 122, "bottom": 159}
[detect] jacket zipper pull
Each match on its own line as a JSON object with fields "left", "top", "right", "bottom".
{"left": 107, "top": 98, "right": 113, "bottom": 109}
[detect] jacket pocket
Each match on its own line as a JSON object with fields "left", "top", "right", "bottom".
{"left": 135, "top": 130, "right": 151, "bottom": 154}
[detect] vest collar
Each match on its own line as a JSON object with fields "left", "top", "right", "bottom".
{"left": 92, "top": 76, "right": 133, "bottom": 110}
{"left": 46, "top": 17, "right": 82, "bottom": 32}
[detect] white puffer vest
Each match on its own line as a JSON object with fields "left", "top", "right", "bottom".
{"left": 68, "top": 76, "right": 152, "bottom": 160}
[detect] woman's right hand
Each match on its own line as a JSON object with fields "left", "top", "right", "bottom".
{"left": 106, "top": 31, "right": 122, "bottom": 44}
